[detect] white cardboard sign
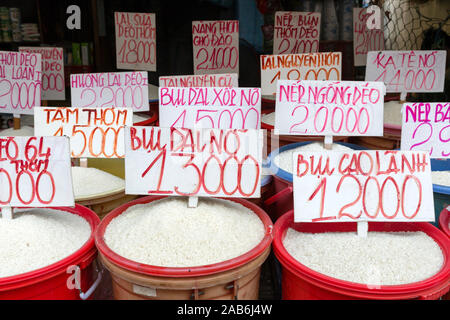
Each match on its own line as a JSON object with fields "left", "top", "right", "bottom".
{"left": 0, "top": 136, "right": 74, "bottom": 207}
{"left": 353, "top": 8, "right": 385, "bottom": 67}
{"left": 192, "top": 20, "right": 239, "bottom": 75}
{"left": 401, "top": 102, "right": 450, "bottom": 158}
{"left": 125, "top": 126, "right": 263, "bottom": 198}
{"left": 293, "top": 150, "right": 435, "bottom": 222}
{"left": 19, "top": 47, "right": 65, "bottom": 100}
{"left": 70, "top": 71, "right": 149, "bottom": 112}
{"left": 159, "top": 73, "right": 238, "bottom": 88}
{"left": 114, "top": 12, "right": 156, "bottom": 71}
{"left": 275, "top": 80, "right": 385, "bottom": 136}
{"left": 34, "top": 107, "right": 133, "bottom": 158}
{"left": 273, "top": 11, "right": 321, "bottom": 55}
{"left": 365, "top": 50, "right": 446, "bottom": 93}
{"left": 0, "top": 50, "right": 41, "bottom": 115}
{"left": 260, "top": 52, "right": 342, "bottom": 96}
{"left": 159, "top": 87, "right": 261, "bottom": 129}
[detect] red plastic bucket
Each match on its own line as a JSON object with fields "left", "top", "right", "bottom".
{"left": 273, "top": 211, "right": 450, "bottom": 300}
{"left": 265, "top": 141, "right": 366, "bottom": 221}
{"left": 133, "top": 110, "right": 158, "bottom": 127}
{"left": 95, "top": 196, "right": 273, "bottom": 299}
{"left": 0, "top": 205, "right": 101, "bottom": 300}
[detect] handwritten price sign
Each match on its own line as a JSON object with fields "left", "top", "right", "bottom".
{"left": 0, "top": 136, "right": 74, "bottom": 207}
{"left": 0, "top": 50, "right": 41, "bottom": 115}
{"left": 115, "top": 12, "right": 156, "bottom": 71}
{"left": 19, "top": 47, "right": 65, "bottom": 100}
{"left": 192, "top": 20, "right": 239, "bottom": 75}
{"left": 159, "top": 73, "right": 238, "bottom": 88}
{"left": 70, "top": 71, "right": 149, "bottom": 112}
{"left": 353, "top": 8, "right": 384, "bottom": 66}
{"left": 365, "top": 50, "right": 446, "bottom": 93}
{"left": 293, "top": 150, "right": 434, "bottom": 222}
{"left": 125, "top": 126, "right": 263, "bottom": 198}
{"left": 273, "top": 11, "right": 321, "bottom": 54}
{"left": 275, "top": 80, "right": 385, "bottom": 136}
{"left": 34, "top": 107, "right": 133, "bottom": 158}
{"left": 401, "top": 102, "right": 450, "bottom": 158}
{"left": 260, "top": 52, "right": 342, "bottom": 96}
{"left": 159, "top": 87, "right": 261, "bottom": 129}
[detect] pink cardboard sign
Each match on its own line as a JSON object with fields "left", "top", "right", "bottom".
{"left": 293, "top": 150, "right": 435, "bottom": 222}
{"left": 275, "top": 80, "right": 385, "bottom": 136}
{"left": 0, "top": 136, "right": 74, "bottom": 207}
{"left": 365, "top": 50, "right": 446, "bottom": 93}
{"left": 159, "top": 87, "right": 261, "bottom": 129}
{"left": 159, "top": 73, "right": 238, "bottom": 88}
{"left": 401, "top": 102, "right": 450, "bottom": 159}
{"left": 0, "top": 50, "right": 41, "bottom": 115}
{"left": 273, "top": 11, "right": 321, "bottom": 55}
{"left": 115, "top": 12, "right": 156, "bottom": 71}
{"left": 125, "top": 126, "right": 263, "bottom": 198}
{"left": 19, "top": 47, "right": 65, "bottom": 101}
{"left": 70, "top": 71, "right": 149, "bottom": 112}
{"left": 353, "top": 8, "right": 385, "bottom": 67}
{"left": 192, "top": 20, "right": 239, "bottom": 75}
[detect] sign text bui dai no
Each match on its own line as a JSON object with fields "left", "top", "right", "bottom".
{"left": 192, "top": 20, "right": 239, "bottom": 75}
{"left": 0, "top": 136, "right": 74, "bottom": 207}
{"left": 275, "top": 80, "right": 385, "bottom": 136}
{"left": 293, "top": 150, "right": 434, "bottom": 222}
{"left": 401, "top": 102, "right": 450, "bottom": 158}
{"left": 34, "top": 107, "right": 133, "bottom": 158}
{"left": 19, "top": 47, "right": 65, "bottom": 100}
{"left": 115, "top": 12, "right": 156, "bottom": 71}
{"left": 70, "top": 71, "right": 149, "bottom": 111}
{"left": 260, "top": 52, "right": 342, "bottom": 96}
{"left": 365, "top": 50, "right": 446, "bottom": 93}
{"left": 273, "top": 11, "right": 321, "bottom": 55}
{"left": 159, "top": 87, "right": 261, "bottom": 129}
{"left": 125, "top": 126, "right": 263, "bottom": 198}
{"left": 0, "top": 50, "right": 41, "bottom": 115}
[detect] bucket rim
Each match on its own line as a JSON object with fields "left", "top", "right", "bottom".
{"left": 267, "top": 141, "right": 367, "bottom": 183}
{"left": 133, "top": 110, "right": 158, "bottom": 127}
{"left": 95, "top": 196, "right": 274, "bottom": 277}
{"left": 439, "top": 207, "right": 450, "bottom": 238}
{"left": 430, "top": 158, "right": 450, "bottom": 195}
{"left": 273, "top": 211, "right": 450, "bottom": 298}
{"left": 0, "top": 204, "right": 100, "bottom": 288}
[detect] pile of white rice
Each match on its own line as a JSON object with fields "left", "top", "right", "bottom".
{"left": 0, "top": 126, "right": 34, "bottom": 136}
{"left": 384, "top": 101, "right": 403, "bottom": 126}
{"left": 261, "top": 112, "right": 275, "bottom": 126}
{"left": 104, "top": 197, "right": 265, "bottom": 268}
{"left": 274, "top": 142, "right": 353, "bottom": 174}
{"left": 71, "top": 166, "right": 125, "bottom": 199}
{"left": 431, "top": 171, "right": 450, "bottom": 187}
{"left": 0, "top": 208, "right": 91, "bottom": 278}
{"left": 283, "top": 229, "right": 444, "bottom": 286}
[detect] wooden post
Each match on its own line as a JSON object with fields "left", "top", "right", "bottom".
{"left": 357, "top": 221, "right": 368, "bottom": 238}
{"left": 80, "top": 158, "right": 88, "bottom": 168}
{"left": 324, "top": 135, "right": 333, "bottom": 150}
{"left": 399, "top": 92, "right": 407, "bottom": 104}
{"left": 13, "top": 114, "right": 20, "bottom": 130}
{"left": 2, "top": 206, "right": 13, "bottom": 220}
{"left": 188, "top": 196, "right": 198, "bottom": 208}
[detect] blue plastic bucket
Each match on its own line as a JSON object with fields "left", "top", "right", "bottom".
{"left": 431, "top": 159, "right": 450, "bottom": 227}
